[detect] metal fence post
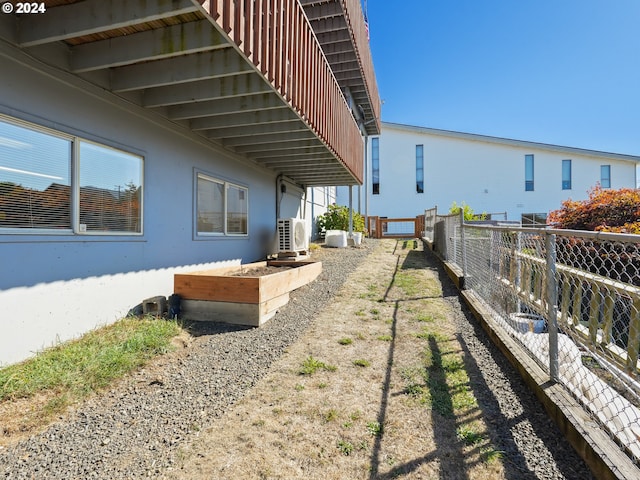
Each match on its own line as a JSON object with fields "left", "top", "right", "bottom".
{"left": 460, "top": 210, "right": 467, "bottom": 280}
{"left": 545, "top": 232, "right": 559, "bottom": 382}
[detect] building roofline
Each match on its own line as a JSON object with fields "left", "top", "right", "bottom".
{"left": 381, "top": 121, "right": 640, "bottom": 164}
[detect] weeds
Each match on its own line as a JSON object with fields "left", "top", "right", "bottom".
{"left": 366, "top": 421, "right": 383, "bottom": 437}
{"left": 337, "top": 439, "right": 354, "bottom": 455}
{"left": 298, "top": 356, "right": 336, "bottom": 375}
{"left": 352, "top": 359, "right": 371, "bottom": 368}
{"left": 338, "top": 338, "right": 353, "bottom": 346}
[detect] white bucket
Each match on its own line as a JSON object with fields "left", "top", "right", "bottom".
{"left": 352, "top": 232, "right": 363, "bottom": 246}
{"left": 325, "top": 230, "right": 347, "bottom": 248}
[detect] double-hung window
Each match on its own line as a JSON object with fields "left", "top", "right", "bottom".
{"left": 525, "top": 154, "right": 534, "bottom": 191}
{"left": 600, "top": 165, "right": 611, "bottom": 188}
{"left": 416, "top": 145, "right": 424, "bottom": 193}
{"left": 0, "top": 115, "right": 143, "bottom": 234}
{"left": 196, "top": 172, "right": 248, "bottom": 236}
{"left": 562, "top": 159, "right": 572, "bottom": 190}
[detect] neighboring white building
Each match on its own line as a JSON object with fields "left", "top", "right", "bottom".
{"left": 340, "top": 122, "right": 640, "bottom": 225}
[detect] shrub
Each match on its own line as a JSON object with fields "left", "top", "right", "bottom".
{"left": 448, "top": 201, "right": 486, "bottom": 221}
{"left": 316, "top": 204, "right": 366, "bottom": 235}
{"left": 548, "top": 185, "right": 640, "bottom": 233}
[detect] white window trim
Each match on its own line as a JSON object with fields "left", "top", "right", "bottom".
{"left": 195, "top": 171, "right": 249, "bottom": 238}
{"left": 0, "top": 114, "right": 144, "bottom": 236}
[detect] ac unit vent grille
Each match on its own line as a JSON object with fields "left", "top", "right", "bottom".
{"left": 277, "top": 218, "right": 307, "bottom": 252}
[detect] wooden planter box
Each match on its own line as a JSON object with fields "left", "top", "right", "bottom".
{"left": 174, "top": 260, "right": 322, "bottom": 326}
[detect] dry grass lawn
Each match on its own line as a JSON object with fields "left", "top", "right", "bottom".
{"left": 166, "top": 239, "right": 505, "bottom": 480}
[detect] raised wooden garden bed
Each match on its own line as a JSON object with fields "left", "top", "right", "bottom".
{"left": 173, "top": 260, "right": 322, "bottom": 326}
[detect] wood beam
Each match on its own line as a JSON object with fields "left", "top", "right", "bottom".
{"left": 168, "top": 93, "right": 286, "bottom": 120}
{"left": 222, "top": 130, "right": 316, "bottom": 147}
{"left": 18, "top": 0, "right": 200, "bottom": 47}
{"left": 143, "top": 73, "right": 270, "bottom": 107}
{"left": 71, "top": 20, "right": 228, "bottom": 72}
{"left": 190, "top": 108, "right": 299, "bottom": 130}
{"left": 111, "top": 48, "right": 252, "bottom": 92}
{"left": 235, "top": 140, "right": 325, "bottom": 154}
{"left": 206, "top": 121, "right": 308, "bottom": 139}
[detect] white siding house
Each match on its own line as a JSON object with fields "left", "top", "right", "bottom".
{"left": 0, "top": 1, "right": 380, "bottom": 365}
{"left": 340, "top": 122, "right": 640, "bottom": 224}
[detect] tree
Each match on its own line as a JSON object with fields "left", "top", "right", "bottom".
{"left": 548, "top": 185, "right": 640, "bottom": 233}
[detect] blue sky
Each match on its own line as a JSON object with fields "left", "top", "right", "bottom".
{"left": 365, "top": 0, "right": 640, "bottom": 156}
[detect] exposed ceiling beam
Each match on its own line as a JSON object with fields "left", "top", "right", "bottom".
{"left": 168, "top": 93, "right": 285, "bottom": 120}
{"left": 111, "top": 48, "right": 251, "bottom": 92}
{"left": 190, "top": 108, "right": 298, "bottom": 130}
{"left": 71, "top": 20, "right": 228, "bottom": 72}
{"left": 315, "top": 29, "right": 351, "bottom": 44}
{"left": 143, "top": 73, "right": 270, "bottom": 107}
{"left": 222, "top": 130, "right": 316, "bottom": 147}
{"left": 17, "top": 0, "right": 200, "bottom": 47}
{"left": 254, "top": 151, "right": 336, "bottom": 162}
{"left": 235, "top": 140, "right": 325, "bottom": 154}
{"left": 308, "top": 17, "right": 347, "bottom": 35}
{"left": 302, "top": 1, "right": 344, "bottom": 19}
{"left": 206, "top": 121, "right": 308, "bottom": 139}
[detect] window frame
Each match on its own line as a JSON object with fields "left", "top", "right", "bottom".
{"left": 600, "top": 165, "right": 611, "bottom": 188}
{"left": 195, "top": 171, "right": 249, "bottom": 238}
{"left": 415, "top": 144, "right": 424, "bottom": 194}
{"left": 562, "top": 159, "right": 572, "bottom": 190}
{"left": 525, "top": 154, "right": 534, "bottom": 191}
{"left": 0, "top": 114, "right": 144, "bottom": 236}
{"left": 371, "top": 137, "right": 380, "bottom": 195}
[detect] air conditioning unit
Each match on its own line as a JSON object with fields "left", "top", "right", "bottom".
{"left": 277, "top": 218, "right": 308, "bottom": 253}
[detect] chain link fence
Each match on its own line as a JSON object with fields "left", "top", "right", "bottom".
{"left": 450, "top": 221, "right": 640, "bottom": 465}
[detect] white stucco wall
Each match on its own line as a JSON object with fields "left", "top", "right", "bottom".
{"left": 0, "top": 48, "right": 302, "bottom": 365}
{"left": 340, "top": 123, "right": 639, "bottom": 222}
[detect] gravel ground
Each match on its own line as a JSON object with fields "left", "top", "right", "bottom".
{"left": 0, "top": 240, "right": 593, "bottom": 479}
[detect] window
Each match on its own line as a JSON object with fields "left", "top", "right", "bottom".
{"left": 0, "top": 115, "right": 143, "bottom": 234}
{"left": 601, "top": 165, "right": 611, "bottom": 188}
{"left": 525, "top": 154, "right": 534, "bottom": 191}
{"left": 416, "top": 145, "right": 424, "bottom": 193}
{"left": 196, "top": 172, "right": 248, "bottom": 236}
{"left": 562, "top": 159, "right": 572, "bottom": 190}
{"left": 521, "top": 213, "right": 547, "bottom": 228}
{"left": 371, "top": 137, "right": 379, "bottom": 195}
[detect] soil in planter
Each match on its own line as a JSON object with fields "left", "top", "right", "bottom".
{"left": 230, "top": 265, "right": 295, "bottom": 277}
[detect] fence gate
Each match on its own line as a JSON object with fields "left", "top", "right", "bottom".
{"left": 367, "top": 216, "right": 425, "bottom": 239}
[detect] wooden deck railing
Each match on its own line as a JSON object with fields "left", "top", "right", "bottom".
{"left": 498, "top": 246, "right": 640, "bottom": 374}
{"left": 203, "top": 0, "right": 364, "bottom": 183}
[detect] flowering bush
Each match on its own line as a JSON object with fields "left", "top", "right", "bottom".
{"left": 547, "top": 185, "right": 640, "bottom": 233}
{"left": 316, "top": 204, "right": 366, "bottom": 235}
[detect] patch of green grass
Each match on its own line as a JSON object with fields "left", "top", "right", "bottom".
{"left": 355, "top": 310, "right": 366, "bottom": 317}
{"left": 416, "top": 313, "right": 436, "bottom": 323}
{"left": 481, "top": 447, "right": 504, "bottom": 464}
{"left": 403, "top": 383, "right": 424, "bottom": 397}
{"left": 298, "top": 356, "right": 337, "bottom": 375}
{"left": 338, "top": 337, "right": 353, "bottom": 346}
{"left": 377, "top": 335, "right": 392, "bottom": 342}
{"left": 324, "top": 408, "right": 339, "bottom": 423}
{"left": 353, "top": 359, "right": 371, "bottom": 368}
{"left": 317, "top": 382, "right": 328, "bottom": 389}
{"left": 337, "top": 439, "right": 354, "bottom": 456}
{"left": 0, "top": 316, "right": 181, "bottom": 403}
{"left": 456, "top": 425, "right": 483, "bottom": 445}
{"left": 350, "top": 410, "right": 362, "bottom": 421}
{"left": 366, "top": 421, "right": 383, "bottom": 437}
{"left": 370, "top": 308, "right": 380, "bottom": 315}
{"left": 294, "top": 383, "right": 305, "bottom": 391}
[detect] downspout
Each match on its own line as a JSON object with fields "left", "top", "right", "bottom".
{"left": 275, "top": 173, "right": 284, "bottom": 221}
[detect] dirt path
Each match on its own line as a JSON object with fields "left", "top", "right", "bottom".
{"left": 163, "top": 239, "right": 590, "bottom": 480}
